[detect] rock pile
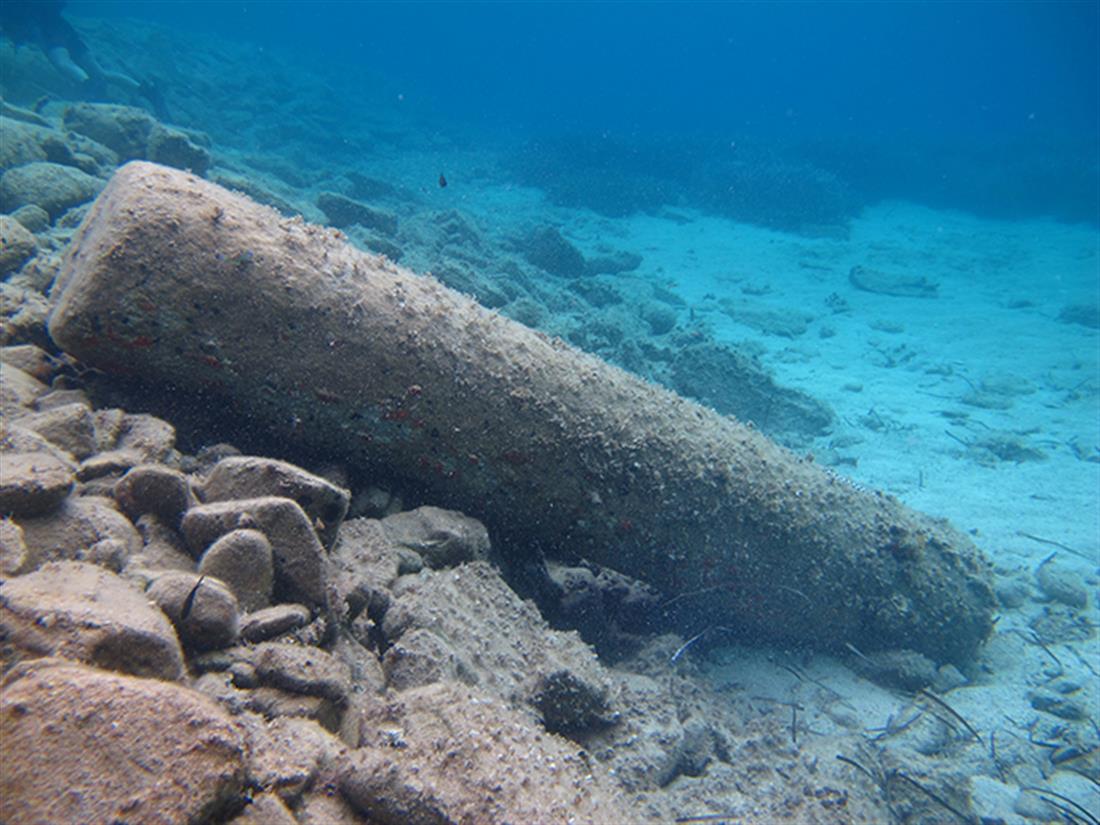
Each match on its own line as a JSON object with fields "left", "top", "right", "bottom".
{"left": 0, "top": 347, "right": 649, "bottom": 822}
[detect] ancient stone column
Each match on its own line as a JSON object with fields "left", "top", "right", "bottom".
{"left": 49, "top": 162, "right": 995, "bottom": 665}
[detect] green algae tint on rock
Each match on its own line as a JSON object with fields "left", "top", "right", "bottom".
{"left": 49, "top": 161, "right": 996, "bottom": 666}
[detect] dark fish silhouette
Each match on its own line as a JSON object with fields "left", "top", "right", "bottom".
{"left": 181, "top": 575, "right": 206, "bottom": 621}
{"left": 438, "top": 173, "right": 447, "bottom": 188}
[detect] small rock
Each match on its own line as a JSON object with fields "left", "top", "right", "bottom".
{"left": 382, "top": 627, "right": 466, "bottom": 691}
{"left": 128, "top": 513, "right": 196, "bottom": 575}
{"left": 181, "top": 497, "right": 327, "bottom": 608}
{"left": 316, "top": 192, "right": 398, "bottom": 235}
{"left": 15, "top": 494, "right": 141, "bottom": 569}
{"left": 0, "top": 362, "right": 47, "bottom": 413}
{"left": 147, "top": 571, "right": 240, "bottom": 652}
{"left": 0, "top": 517, "right": 30, "bottom": 575}
{"left": 0, "top": 116, "right": 50, "bottom": 169}
{"left": 296, "top": 790, "right": 364, "bottom": 825}
{"left": 0, "top": 161, "right": 104, "bottom": 219}
{"left": 0, "top": 451, "right": 74, "bottom": 517}
{"left": 195, "top": 671, "right": 342, "bottom": 732}
{"left": 1036, "top": 561, "right": 1089, "bottom": 609}
{"left": 0, "top": 283, "right": 50, "bottom": 348}
{"left": 0, "top": 560, "right": 184, "bottom": 679}
{"left": 77, "top": 449, "right": 143, "bottom": 481}
{"left": 0, "top": 423, "right": 77, "bottom": 469}
{"left": 643, "top": 305, "right": 678, "bottom": 336}
{"left": 1058, "top": 302, "right": 1100, "bottom": 329}
{"left": 229, "top": 792, "right": 298, "bottom": 825}
{"left": 243, "top": 715, "right": 347, "bottom": 805}
{"left": 15, "top": 401, "right": 96, "bottom": 458}
{"left": 850, "top": 648, "right": 938, "bottom": 692}
{"left": 252, "top": 641, "right": 351, "bottom": 705}
{"left": 201, "top": 455, "right": 349, "bottom": 549}
{"left": 0, "top": 344, "right": 54, "bottom": 382}
{"left": 995, "top": 577, "right": 1031, "bottom": 609}
{"left": 147, "top": 123, "right": 212, "bottom": 176}
{"left": 380, "top": 506, "right": 490, "bottom": 569}
{"left": 34, "top": 387, "right": 91, "bottom": 411}
{"left": 62, "top": 103, "right": 156, "bottom": 160}
{"left": 531, "top": 668, "right": 616, "bottom": 735}
{"left": 114, "top": 412, "right": 177, "bottom": 463}
{"left": 114, "top": 464, "right": 193, "bottom": 527}
{"left": 198, "top": 529, "right": 274, "bottom": 612}
{"left": 240, "top": 603, "right": 311, "bottom": 643}
{"left": 1029, "top": 691, "right": 1087, "bottom": 721}
{"left": 0, "top": 214, "right": 37, "bottom": 275}
{"left": 340, "top": 750, "right": 452, "bottom": 825}
{"left": 0, "top": 658, "right": 246, "bottom": 825}
{"left": 11, "top": 203, "right": 50, "bottom": 233}
{"left": 523, "top": 226, "right": 588, "bottom": 278}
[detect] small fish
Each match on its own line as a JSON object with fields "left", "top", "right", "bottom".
{"left": 181, "top": 575, "right": 206, "bottom": 621}
{"left": 438, "top": 172, "right": 447, "bottom": 188}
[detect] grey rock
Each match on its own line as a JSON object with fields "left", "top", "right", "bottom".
{"left": 240, "top": 603, "right": 311, "bottom": 643}
{"left": 62, "top": 103, "right": 155, "bottom": 160}
{"left": 113, "top": 412, "right": 177, "bottom": 464}
{"left": 382, "top": 560, "right": 611, "bottom": 731}
{"left": 147, "top": 571, "right": 240, "bottom": 652}
{"left": 194, "top": 670, "right": 343, "bottom": 732}
{"left": 0, "top": 161, "right": 103, "bottom": 219}
{"left": 531, "top": 668, "right": 615, "bottom": 735}
{"left": 198, "top": 528, "right": 274, "bottom": 612}
{"left": 242, "top": 714, "right": 348, "bottom": 805}
{"left": 850, "top": 648, "right": 938, "bottom": 692}
{"left": 76, "top": 449, "right": 143, "bottom": 481}
{"left": 0, "top": 214, "right": 37, "bottom": 275}
{"left": 15, "top": 401, "right": 96, "bottom": 458}
{"left": 0, "top": 116, "right": 50, "bottom": 168}
{"left": 128, "top": 513, "right": 196, "bottom": 575}
{"left": 0, "top": 362, "right": 47, "bottom": 414}
{"left": 0, "top": 423, "right": 77, "bottom": 470}
{"left": 229, "top": 792, "right": 298, "bottom": 825}
{"left": 1036, "top": 561, "right": 1089, "bottom": 609}
{"left": 147, "top": 124, "right": 212, "bottom": 176}
{"left": 849, "top": 265, "right": 938, "bottom": 298}
{"left": 380, "top": 506, "right": 489, "bottom": 569}
{"left": 181, "top": 497, "right": 327, "bottom": 608}
{"left": 11, "top": 203, "right": 50, "bottom": 233}
{"left": 316, "top": 192, "right": 398, "bottom": 235}
{"left": 586, "top": 249, "right": 642, "bottom": 275}
{"left": 0, "top": 344, "right": 54, "bottom": 382}
{"left": 252, "top": 641, "right": 351, "bottom": 705}
{"left": 0, "top": 560, "right": 184, "bottom": 679}
{"left": 0, "top": 451, "right": 74, "bottom": 517}
{"left": 326, "top": 517, "right": 403, "bottom": 623}
{"left": 202, "top": 456, "right": 349, "bottom": 549}
{"left": 383, "top": 627, "right": 467, "bottom": 691}
{"left": 15, "top": 495, "right": 141, "bottom": 569}
{"left": 114, "top": 463, "right": 193, "bottom": 527}
{"left": 1029, "top": 691, "right": 1087, "bottom": 721}
{"left": 34, "top": 388, "right": 92, "bottom": 411}
{"left": 523, "top": 226, "right": 587, "bottom": 278}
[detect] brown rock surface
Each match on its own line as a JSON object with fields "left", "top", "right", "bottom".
{"left": 0, "top": 560, "right": 184, "bottom": 679}
{"left": 0, "top": 659, "right": 247, "bottom": 825}
{"left": 343, "top": 681, "right": 639, "bottom": 824}
{"left": 0, "top": 450, "right": 74, "bottom": 517}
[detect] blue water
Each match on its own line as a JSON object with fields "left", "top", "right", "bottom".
{"left": 2, "top": 3, "right": 1099, "bottom": 821}
{"left": 70, "top": 0, "right": 1100, "bottom": 226}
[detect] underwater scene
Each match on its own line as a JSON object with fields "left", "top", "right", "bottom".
{"left": 0, "top": 1, "right": 1098, "bottom": 823}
